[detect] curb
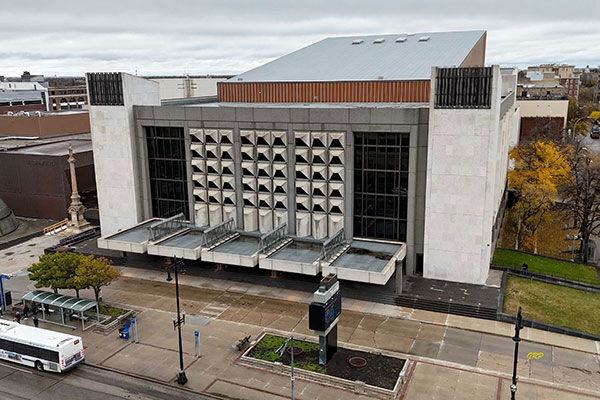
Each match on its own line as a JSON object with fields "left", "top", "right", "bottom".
{"left": 81, "top": 362, "right": 226, "bottom": 399}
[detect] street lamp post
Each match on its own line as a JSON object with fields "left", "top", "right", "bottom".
{"left": 511, "top": 306, "right": 523, "bottom": 400}
{"left": 165, "top": 256, "right": 187, "bottom": 385}
{"left": 277, "top": 336, "right": 295, "bottom": 400}
{"left": 572, "top": 116, "right": 594, "bottom": 137}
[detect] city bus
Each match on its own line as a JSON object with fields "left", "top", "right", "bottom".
{"left": 0, "top": 319, "right": 84, "bottom": 373}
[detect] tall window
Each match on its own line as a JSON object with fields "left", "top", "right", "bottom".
{"left": 146, "top": 126, "right": 189, "bottom": 219}
{"left": 353, "top": 132, "right": 409, "bottom": 241}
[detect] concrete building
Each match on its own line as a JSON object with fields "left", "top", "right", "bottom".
{"left": 87, "top": 30, "right": 519, "bottom": 286}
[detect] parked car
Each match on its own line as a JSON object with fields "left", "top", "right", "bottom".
{"left": 591, "top": 124, "right": 600, "bottom": 139}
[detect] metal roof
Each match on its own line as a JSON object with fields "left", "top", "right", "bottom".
{"left": 0, "top": 90, "right": 44, "bottom": 102}
{"left": 230, "top": 30, "right": 485, "bottom": 82}
{"left": 22, "top": 290, "right": 97, "bottom": 312}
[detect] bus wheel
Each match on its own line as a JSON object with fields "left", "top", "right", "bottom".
{"left": 34, "top": 361, "right": 44, "bottom": 372}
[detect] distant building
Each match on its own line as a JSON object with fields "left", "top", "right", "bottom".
{"left": 0, "top": 138, "right": 96, "bottom": 220}
{"left": 0, "top": 110, "right": 90, "bottom": 137}
{"left": 0, "top": 81, "right": 49, "bottom": 113}
{"left": 516, "top": 83, "right": 568, "bottom": 142}
{"left": 87, "top": 30, "right": 521, "bottom": 287}
{"left": 526, "top": 64, "right": 580, "bottom": 99}
{"left": 48, "top": 85, "right": 88, "bottom": 111}
{"left": 147, "top": 75, "right": 232, "bottom": 102}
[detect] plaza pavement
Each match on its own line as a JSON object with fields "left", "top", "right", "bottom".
{"left": 2, "top": 236, "right": 600, "bottom": 399}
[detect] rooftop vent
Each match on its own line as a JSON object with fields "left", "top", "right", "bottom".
{"left": 352, "top": 39, "right": 364, "bottom": 45}
{"left": 418, "top": 36, "right": 430, "bottom": 42}
{"left": 373, "top": 38, "right": 385, "bottom": 44}
{"left": 395, "top": 37, "right": 407, "bottom": 43}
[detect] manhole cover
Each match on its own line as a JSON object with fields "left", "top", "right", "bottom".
{"left": 286, "top": 347, "right": 304, "bottom": 356}
{"left": 348, "top": 356, "right": 367, "bottom": 368}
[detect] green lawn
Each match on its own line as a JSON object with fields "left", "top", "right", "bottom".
{"left": 492, "top": 248, "right": 599, "bottom": 285}
{"left": 503, "top": 276, "right": 600, "bottom": 336}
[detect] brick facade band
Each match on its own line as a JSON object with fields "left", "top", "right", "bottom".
{"left": 217, "top": 80, "right": 430, "bottom": 103}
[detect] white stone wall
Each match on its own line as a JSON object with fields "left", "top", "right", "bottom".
{"left": 88, "top": 73, "right": 160, "bottom": 236}
{"left": 424, "top": 66, "right": 516, "bottom": 284}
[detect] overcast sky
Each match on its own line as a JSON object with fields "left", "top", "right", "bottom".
{"left": 2, "top": 0, "right": 599, "bottom": 77}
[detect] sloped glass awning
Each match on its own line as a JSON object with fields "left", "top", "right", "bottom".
{"left": 22, "top": 290, "right": 99, "bottom": 330}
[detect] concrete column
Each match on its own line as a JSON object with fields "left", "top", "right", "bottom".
{"left": 232, "top": 117, "right": 244, "bottom": 230}
{"left": 183, "top": 123, "right": 195, "bottom": 224}
{"left": 405, "top": 125, "right": 419, "bottom": 277}
{"left": 286, "top": 125, "right": 296, "bottom": 235}
{"left": 343, "top": 127, "right": 354, "bottom": 240}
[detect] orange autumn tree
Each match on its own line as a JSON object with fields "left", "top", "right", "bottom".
{"left": 508, "top": 140, "right": 571, "bottom": 251}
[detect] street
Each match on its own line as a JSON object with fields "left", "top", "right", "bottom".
{"left": 0, "top": 360, "right": 215, "bottom": 400}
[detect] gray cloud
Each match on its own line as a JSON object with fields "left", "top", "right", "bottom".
{"left": 1, "top": 0, "right": 599, "bottom": 76}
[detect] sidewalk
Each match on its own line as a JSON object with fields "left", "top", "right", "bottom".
{"left": 2, "top": 237, "right": 600, "bottom": 399}
{"left": 117, "top": 264, "right": 600, "bottom": 355}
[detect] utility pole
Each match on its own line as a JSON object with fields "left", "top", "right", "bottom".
{"left": 277, "top": 336, "right": 295, "bottom": 400}
{"left": 166, "top": 256, "right": 187, "bottom": 385}
{"left": 511, "top": 307, "right": 523, "bottom": 399}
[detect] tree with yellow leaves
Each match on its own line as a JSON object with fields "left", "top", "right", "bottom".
{"left": 74, "top": 255, "right": 118, "bottom": 305}
{"left": 508, "top": 140, "right": 571, "bottom": 251}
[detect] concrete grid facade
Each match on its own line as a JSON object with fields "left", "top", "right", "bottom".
{"left": 130, "top": 103, "right": 429, "bottom": 277}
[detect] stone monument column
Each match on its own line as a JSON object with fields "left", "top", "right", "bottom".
{"left": 65, "top": 144, "right": 91, "bottom": 234}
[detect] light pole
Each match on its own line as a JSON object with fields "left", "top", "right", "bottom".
{"left": 277, "top": 336, "right": 295, "bottom": 400}
{"left": 572, "top": 116, "right": 594, "bottom": 137}
{"left": 165, "top": 256, "right": 187, "bottom": 385}
{"left": 511, "top": 307, "right": 523, "bottom": 400}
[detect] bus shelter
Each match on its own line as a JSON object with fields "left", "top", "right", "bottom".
{"left": 22, "top": 290, "right": 100, "bottom": 331}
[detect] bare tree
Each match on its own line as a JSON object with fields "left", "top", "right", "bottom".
{"left": 560, "top": 140, "right": 600, "bottom": 263}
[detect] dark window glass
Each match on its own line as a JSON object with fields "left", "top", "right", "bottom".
{"left": 145, "top": 127, "right": 189, "bottom": 219}
{"left": 353, "top": 132, "right": 410, "bottom": 241}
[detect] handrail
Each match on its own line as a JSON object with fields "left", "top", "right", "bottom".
{"left": 43, "top": 218, "right": 68, "bottom": 234}
{"left": 204, "top": 218, "right": 235, "bottom": 247}
{"left": 321, "top": 228, "right": 347, "bottom": 261}
{"left": 259, "top": 223, "right": 288, "bottom": 254}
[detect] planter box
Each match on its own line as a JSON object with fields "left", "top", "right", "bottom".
{"left": 239, "top": 330, "right": 410, "bottom": 399}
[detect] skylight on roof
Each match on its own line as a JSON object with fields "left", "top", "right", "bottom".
{"left": 418, "top": 36, "right": 430, "bottom": 42}
{"left": 373, "top": 38, "right": 385, "bottom": 44}
{"left": 395, "top": 37, "right": 407, "bottom": 43}
{"left": 352, "top": 39, "right": 364, "bottom": 45}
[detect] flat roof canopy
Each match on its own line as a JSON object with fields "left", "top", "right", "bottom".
{"left": 22, "top": 290, "right": 97, "bottom": 313}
